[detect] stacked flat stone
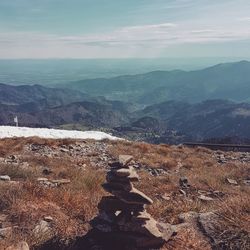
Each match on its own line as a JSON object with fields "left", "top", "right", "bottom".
{"left": 91, "top": 155, "right": 167, "bottom": 248}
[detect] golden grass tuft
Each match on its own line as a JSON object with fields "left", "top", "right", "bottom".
{"left": 0, "top": 138, "right": 249, "bottom": 249}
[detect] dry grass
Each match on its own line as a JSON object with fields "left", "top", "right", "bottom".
{"left": 109, "top": 141, "right": 184, "bottom": 169}
{"left": 0, "top": 164, "right": 37, "bottom": 180}
{"left": 0, "top": 138, "right": 249, "bottom": 249}
{"left": 0, "top": 137, "right": 81, "bottom": 157}
{"left": 108, "top": 139, "right": 250, "bottom": 243}
{"left": 0, "top": 168, "right": 105, "bottom": 248}
{"left": 218, "top": 192, "right": 250, "bottom": 232}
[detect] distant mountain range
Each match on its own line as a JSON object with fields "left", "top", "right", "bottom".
{"left": 66, "top": 60, "right": 250, "bottom": 105}
{"left": 133, "top": 100, "right": 250, "bottom": 141}
{"left": 0, "top": 83, "right": 92, "bottom": 107}
{"left": 0, "top": 83, "right": 133, "bottom": 129}
{"left": 1, "top": 61, "right": 250, "bottom": 144}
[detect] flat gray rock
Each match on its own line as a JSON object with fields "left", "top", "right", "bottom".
{"left": 198, "top": 212, "right": 220, "bottom": 244}
{"left": 119, "top": 216, "right": 163, "bottom": 238}
{"left": 226, "top": 178, "right": 238, "bottom": 185}
{"left": 113, "top": 166, "right": 136, "bottom": 177}
{"left": 98, "top": 196, "right": 144, "bottom": 212}
{"left": 102, "top": 181, "right": 133, "bottom": 192}
{"left": 134, "top": 210, "right": 152, "bottom": 221}
{"left": 157, "top": 222, "right": 175, "bottom": 242}
{"left": 198, "top": 195, "right": 214, "bottom": 201}
{"left": 51, "top": 179, "right": 71, "bottom": 185}
{"left": 107, "top": 172, "right": 139, "bottom": 183}
{"left": 115, "top": 187, "right": 153, "bottom": 205}
{"left": 119, "top": 155, "right": 133, "bottom": 166}
{"left": 0, "top": 175, "right": 11, "bottom": 181}
{"left": 178, "top": 211, "right": 199, "bottom": 223}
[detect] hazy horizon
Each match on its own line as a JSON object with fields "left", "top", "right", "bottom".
{"left": 0, "top": 57, "right": 249, "bottom": 85}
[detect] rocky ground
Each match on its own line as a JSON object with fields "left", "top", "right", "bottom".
{"left": 0, "top": 137, "right": 249, "bottom": 249}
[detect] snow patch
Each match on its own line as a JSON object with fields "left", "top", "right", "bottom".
{"left": 0, "top": 126, "right": 121, "bottom": 140}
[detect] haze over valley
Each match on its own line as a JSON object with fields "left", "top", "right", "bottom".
{"left": 1, "top": 60, "right": 250, "bottom": 144}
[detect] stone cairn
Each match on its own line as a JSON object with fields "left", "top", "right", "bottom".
{"left": 90, "top": 155, "right": 172, "bottom": 249}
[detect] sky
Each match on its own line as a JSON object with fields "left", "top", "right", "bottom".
{"left": 0, "top": 0, "right": 250, "bottom": 59}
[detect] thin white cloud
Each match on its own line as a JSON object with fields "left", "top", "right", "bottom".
{"left": 190, "top": 30, "right": 215, "bottom": 34}
{"left": 0, "top": 25, "right": 249, "bottom": 47}
{"left": 120, "top": 23, "right": 177, "bottom": 32}
{"left": 1, "top": 21, "right": 250, "bottom": 58}
{"left": 55, "top": 22, "right": 250, "bottom": 47}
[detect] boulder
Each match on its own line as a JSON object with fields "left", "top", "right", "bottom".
{"left": 198, "top": 212, "right": 220, "bottom": 245}
{"left": 178, "top": 211, "right": 199, "bottom": 223}
{"left": 33, "top": 220, "right": 53, "bottom": 241}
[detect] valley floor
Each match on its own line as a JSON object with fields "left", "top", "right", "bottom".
{"left": 0, "top": 137, "right": 249, "bottom": 249}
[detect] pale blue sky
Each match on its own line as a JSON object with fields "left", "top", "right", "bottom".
{"left": 0, "top": 0, "right": 250, "bottom": 58}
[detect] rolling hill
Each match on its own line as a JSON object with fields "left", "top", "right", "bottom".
{"left": 0, "top": 83, "right": 92, "bottom": 107}
{"left": 1, "top": 62, "right": 250, "bottom": 144}
{"left": 66, "top": 60, "right": 250, "bottom": 105}
{"left": 134, "top": 100, "right": 250, "bottom": 141}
